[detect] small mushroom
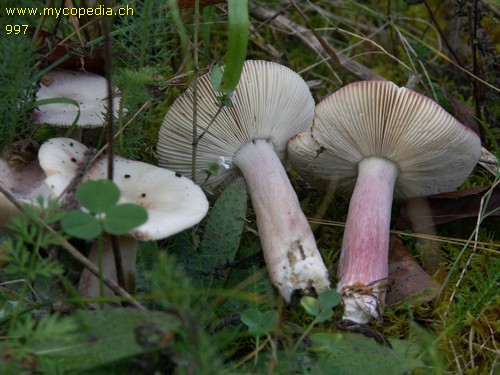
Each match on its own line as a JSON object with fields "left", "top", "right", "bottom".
{"left": 34, "top": 70, "right": 123, "bottom": 140}
{"left": 38, "top": 138, "right": 209, "bottom": 299}
{"left": 288, "top": 81, "right": 481, "bottom": 323}
{"left": 157, "top": 60, "right": 330, "bottom": 301}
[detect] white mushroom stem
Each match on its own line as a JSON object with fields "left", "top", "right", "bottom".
{"left": 79, "top": 235, "right": 138, "bottom": 299}
{"left": 232, "top": 139, "right": 330, "bottom": 301}
{"left": 337, "top": 156, "right": 399, "bottom": 324}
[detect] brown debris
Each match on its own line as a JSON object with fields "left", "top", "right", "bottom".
{"left": 386, "top": 235, "right": 439, "bottom": 306}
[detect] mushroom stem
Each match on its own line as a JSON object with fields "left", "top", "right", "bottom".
{"left": 337, "top": 156, "right": 399, "bottom": 323}
{"left": 232, "top": 139, "right": 330, "bottom": 301}
{"left": 79, "top": 234, "right": 138, "bottom": 300}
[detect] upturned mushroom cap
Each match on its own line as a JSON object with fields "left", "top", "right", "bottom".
{"left": 38, "top": 138, "right": 209, "bottom": 240}
{"left": 34, "top": 70, "right": 122, "bottom": 128}
{"left": 288, "top": 80, "right": 482, "bottom": 199}
{"left": 157, "top": 60, "right": 315, "bottom": 186}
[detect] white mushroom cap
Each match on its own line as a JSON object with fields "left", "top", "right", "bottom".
{"left": 34, "top": 70, "right": 122, "bottom": 128}
{"left": 288, "top": 80, "right": 482, "bottom": 199}
{"left": 157, "top": 60, "right": 315, "bottom": 186}
{"left": 38, "top": 138, "right": 209, "bottom": 240}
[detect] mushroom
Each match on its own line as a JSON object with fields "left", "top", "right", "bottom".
{"left": 38, "top": 137, "right": 209, "bottom": 298}
{"left": 34, "top": 70, "right": 123, "bottom": 140}
{"left": 288, "top": 81, "right": 482, "bottom": 323}
{"left": 157, "top": 60, "right": 330, "bottom": 301}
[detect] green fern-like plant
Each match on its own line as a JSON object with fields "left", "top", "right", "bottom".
{"left": 0, "top": 36, "right": 39, "bottom": 149}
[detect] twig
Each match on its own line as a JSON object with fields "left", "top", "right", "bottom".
{"left": 249, "top": 5, "right": 385, "bottom": 81}
{"left": 288, "top": 0, "right": 342, "bottom": 83}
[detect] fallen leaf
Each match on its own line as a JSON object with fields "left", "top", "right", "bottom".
{"left": 386, "top": 235, "right": 439, "bottom": 306}
{"left": 396, "top": 186, "right": 500, "bottom": 230}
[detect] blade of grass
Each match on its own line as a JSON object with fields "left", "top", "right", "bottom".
{"left": 217, "top": 0, "right": 249, "bottom": 92}
{"left": 307, "top": 218, "right": 499, "bottom": 253}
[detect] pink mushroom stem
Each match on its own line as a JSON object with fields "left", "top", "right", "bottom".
{"left": 232, "top": 139, "right": 330, "bottom": 301}
{"left": 337, "top": 156, "right": 399, "bottom": 323}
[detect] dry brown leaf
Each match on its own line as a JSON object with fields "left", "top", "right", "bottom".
{"left": 386, "top": 235, "right": 439, "bottom": 306}
{"left": 396, "top": 186, "right": 500, "bottom": 230}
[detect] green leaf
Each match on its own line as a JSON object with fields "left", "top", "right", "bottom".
{"left": 102, "top": 203, "right": 148, "bottom": 235}
{"left": 300, "top": 295, "right": 320, "bottom": 316}
{"left": 240, "top": 308, "right": 277, "bottom": 336}
{"left": 317, "top": 289, "right": 341, "bottom": 310}
{"left": 312, "top": 332, "right": 424, "bottom": 375}
{"left": 76, "top": 180, "right": 120, "bottom": 213}
{"left": 313, "top": 308, "right": 333, "bottom": 324}
{"left": 210, "top": 65, "right": 223, "bottom": 92}
{"left": 198, "top": 178, "right": 247, "bottom": 288}
{"left": 61, "top": 210, "right": 100, "bottom": 240}
{"left": 301, "top": 290, "right": 340, "bottom": 323}
{"left": 216, "top": 0, "right": 248, "bottom": 92}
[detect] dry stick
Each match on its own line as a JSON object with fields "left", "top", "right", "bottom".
{"left": 196, "top": 102, "right": 224, "bottom": 143}
{"left": 249, "top": 5, "right": 385, "bottom": 81}
{"left": 0, "top": 185, "right": 145, "bottom": 310}
{"left": 288, "top": 0, "right": 343, "bottom": 83}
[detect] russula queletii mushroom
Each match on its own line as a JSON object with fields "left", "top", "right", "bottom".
{"left": 34, "top": 70, "right": 123, "bottom": 140}
{"left": 37, "top": 137, "right": 209, "bottom": 298}
{"left": 156, "top": 60, "right": 330, "bottom": 301}
{"left": 288, "top": 80, "right": 482, "bottom": 323}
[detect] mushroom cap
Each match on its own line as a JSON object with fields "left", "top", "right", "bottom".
{"left": 157, "top": 60, "right": 315, "bottom": 187}
{"left": 38, "top": 138, "right": 209, "bottom": 241}
{"left": 288, "top": 81, "right": 482, "bottom": 199}
{"left": 34, "top": 70, "right": 122, "bottom": 128}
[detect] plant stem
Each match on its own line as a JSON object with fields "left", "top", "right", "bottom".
{"left": 191, "top": 0, "right": 200, "bottom": 183}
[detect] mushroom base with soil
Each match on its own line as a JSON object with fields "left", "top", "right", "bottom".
{"left": 337, "top": 156, "right": 399, "bottom": 324}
